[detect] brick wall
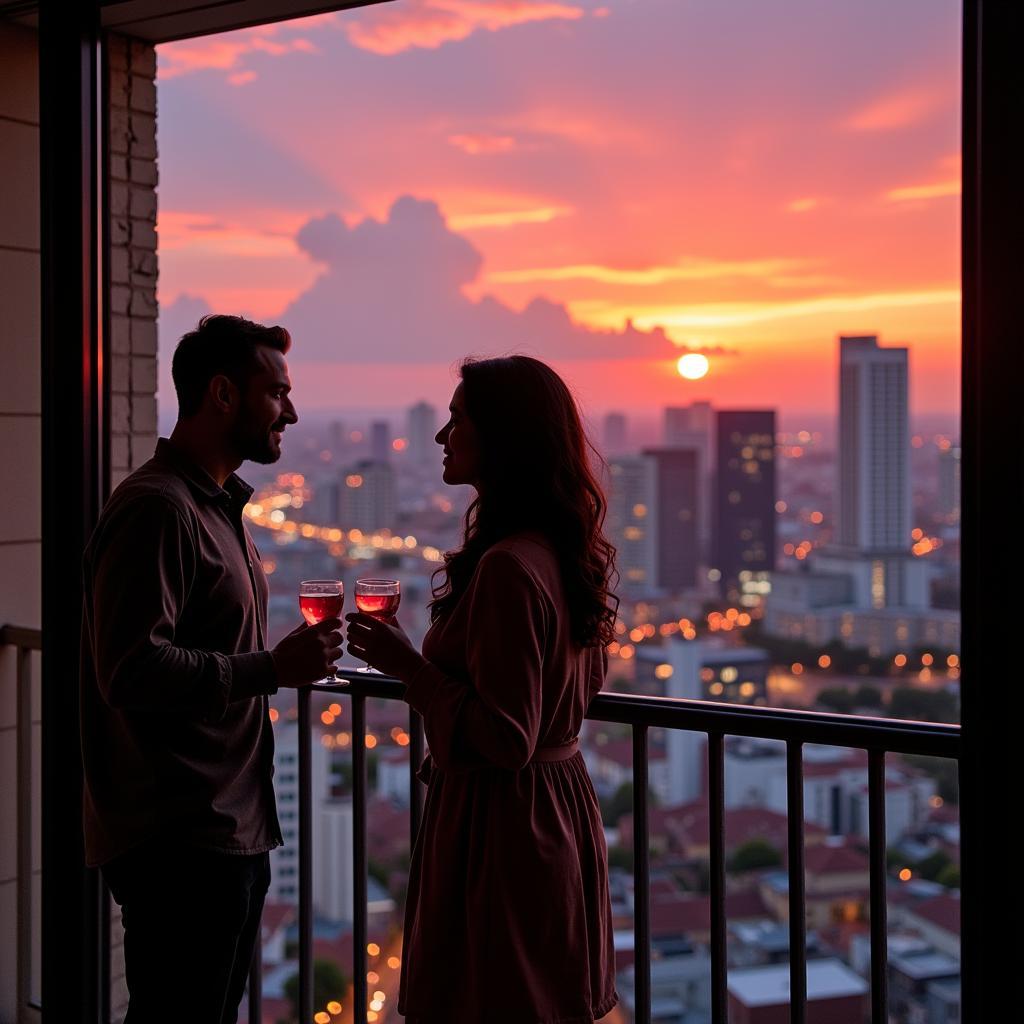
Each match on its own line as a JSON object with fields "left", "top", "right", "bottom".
{"left": 107, "top": 34, "right": 159, "bottom": 491}
{"left": 105, "top": 34, "right": 160, "bottom": 1018}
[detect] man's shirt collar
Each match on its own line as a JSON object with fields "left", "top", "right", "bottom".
{"left": 154, "top": 437, "right": 255, "bottom": 507}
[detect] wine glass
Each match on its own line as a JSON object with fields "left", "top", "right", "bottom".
{"left": 299, "top": 579, "right": 344, "bottom": 683}
{"left": 353, "top": 578, "right": 401, "bottom": 674}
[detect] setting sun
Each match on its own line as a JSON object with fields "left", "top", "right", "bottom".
{"left": 677, "top": 353, "right": 710, "bottom": 380}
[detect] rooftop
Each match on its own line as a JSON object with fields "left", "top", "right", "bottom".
{"left": 728, "top": 958, "right": 868, "bottom": 1007}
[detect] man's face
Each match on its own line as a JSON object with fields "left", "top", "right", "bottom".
{"left": 230, "top": 346, "right": 298, "bottom": 464}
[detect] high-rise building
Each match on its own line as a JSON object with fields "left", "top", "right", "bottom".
{"left": 328, "top": 420, "right": 347, "bottom": 457}
{"left": 664, "top": 402, "right": 715, "bottom": 563}
{"left": 837, "top": 335, "right": 910, "bottom": 553}
{"left": 341, "top": 459, "right": 397, "bottom": 532}
{"left": 824, "top": 334, "right": 924, "bottom": 608}
{"left": 664, "top": 401, "right": 714, "bottom": 445}
{"left": 765, "top": 335, "right": 937, "bottom": 655}
{"left": 406, "top": 400, "right": 437, "bottom": 466}
{"left": 644, "top": 448, "right": 700, "bottom": 591}
{"left": 370, "top": 420, "right": 391, "bottom": 463}
{"left": 635, "top": 637, "right": 770, "bottom": 803}
{"left": 606, "top": 456, "right": 656, "bottom": 592}
{"left": 269, "top": 722, "right": 329, "bottom": 907}
{"left": 938, "top": 445, "right": 961, "bottom": 524}
{"left": 713, "top": 410, "right": 776, "bottom": 597}
{"left": 602, "top": 411, "right": 627, "bottom": 454}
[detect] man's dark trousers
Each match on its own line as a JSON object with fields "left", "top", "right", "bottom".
{"left": 103, "top": 842, "right": 270, "bottom": 1024}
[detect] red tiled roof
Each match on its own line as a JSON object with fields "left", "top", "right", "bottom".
{"left": 801, "top": 842, "right": 871, "bottom": 876}
{"left": 817, "top": 920, "right": 871, "bottom": 957}
{"left": 592, "top": 738, "right": 666, "bottom": 767}
{"left": 801, "top": 749, "right": 869, "bottom": 777}
{"left": 624, "top": 800, "right": 828, "bottom": 854}
{"left": 650, "top": 889, "right": 772, "bottom": 937}
{"left": 908, "top": 893, "right": 960, "bottom": 936}
{"left": 367, "top": 796, "right": 411, "bottom": 853}
{"left": 260, "top": 901, "right": 296, "bottom": 937}
{"left": 926, "top": 804, "right": 960, "bottom": 824}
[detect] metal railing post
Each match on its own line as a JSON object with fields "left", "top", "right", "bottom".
{"left": 708, "top": 732, "right": 728, "bottom": 1024}
{"left": 631, "top": 724, "right": 650, "bottom": 1024}
{"left": 786, "top": 740, "right": 807, "bottom": 1024}
{"left": 298, "top": 686, "right": 313, "bottom": 1024}
{"left": 868, "top": 750, "right": 889, "bottom": 1023}
{"left": 352, "top": 694, "right": 369, "bottom": 1024}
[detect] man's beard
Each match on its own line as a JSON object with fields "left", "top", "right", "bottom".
{"left": 232, "top": 421, "right": 283, "bottom": 465}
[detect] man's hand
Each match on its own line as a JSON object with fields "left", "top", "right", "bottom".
{"left": 271, "top": 619, "right": 343, "bottom": 687}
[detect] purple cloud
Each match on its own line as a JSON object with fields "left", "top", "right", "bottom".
{"left": 278, "top": 196, "right": 677, "bottom": 364}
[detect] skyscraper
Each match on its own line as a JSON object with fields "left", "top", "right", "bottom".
{"left": 713, "top": 410, "right": 776, "bottom": 597}
{"left": 827, "top": 334, "right": 921, "bottom": 608}
{"left": 664, "top": 401, "right": 715, "bottom": 563}
{"left": 644, "top": 448, "right": 700, "bottom": 591}
{"left": 938, "top": 445, "right": 961, "bottom": 524}
{"left": 341, "top": 459, "right": 397, "bottom": 532}
{"left": 602, "top": 411, "right": 627, "bottom": 454}
{"left": 606, "top": 456, "right": 656, "bottom": 592}
{"left": 406, "top": 400, "right": 438, "bottom": 466}
{"left": 838, "top": 335, "right": 910, "bottom": 552}
{"left": 370, "top": 420, "right": 391, "bottom": 463}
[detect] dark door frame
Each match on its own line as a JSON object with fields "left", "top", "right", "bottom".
{"left": 38, "top": 0, "right": 1017, "bottom": 1019}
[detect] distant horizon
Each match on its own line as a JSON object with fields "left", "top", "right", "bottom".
{"left": 156, "top": 402, "right": 960, "bottom": 446}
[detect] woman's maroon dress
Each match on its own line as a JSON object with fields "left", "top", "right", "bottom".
{"left": 398, "top": 533, "right": 617, "bottom": 1023}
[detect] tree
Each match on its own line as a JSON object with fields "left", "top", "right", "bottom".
{"left": 600, "top": 781, "right": 659, "bottom": 827}
{"left": 853, "top": 684, "right": 884, "bottom": 708}
{"left": 937, "top": 863, "right": 960, "bottom": 889}
{"left": 916, "top": 849, "right": 953, "bottom": 882}
{"left": 728, "top": 838, "right": 782, "bottom": 873}
{"left": 284, "top": 959, "right": 349, "bottom": 1022}
{"left": 900, "top": 753, "right": 959, "bottom": 804}
{"left": 889, "top": 687, "right": 959, "bottom": 724}
{"left": 817, "top": 687, "right": 857, "bottom": 714}
{"left": 607, "top": 845, "right": 634, "bottom": 872}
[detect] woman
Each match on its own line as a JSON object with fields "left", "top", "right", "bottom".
{"left": 345, "top": 356, "right": 619, "bottom": 1023}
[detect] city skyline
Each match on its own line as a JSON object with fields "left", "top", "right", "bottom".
{"left": 155, "top": 0, "right": 961, "bottom": 418}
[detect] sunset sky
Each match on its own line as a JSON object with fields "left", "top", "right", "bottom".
{"left": 156, "top": 0, "right": 961, "bottom": 423}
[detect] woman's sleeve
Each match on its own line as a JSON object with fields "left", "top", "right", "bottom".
{"left": 404, "top": 549, "right": 548, "bottom": 772}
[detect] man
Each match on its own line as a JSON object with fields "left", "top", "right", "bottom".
{"left": 80, "top": 315, "right": 340, "bottom": 1023}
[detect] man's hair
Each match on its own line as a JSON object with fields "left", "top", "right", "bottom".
{"left": 171, "top": 314, "right": 291, "bottom": 417}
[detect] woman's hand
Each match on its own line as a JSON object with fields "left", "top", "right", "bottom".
{"left": 344, "top": 613, "right": 426, "bottom": 681}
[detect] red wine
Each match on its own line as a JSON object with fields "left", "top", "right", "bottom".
{"left": 300, "top": 593, "right": 343, "bottom": 625}
{"left": 355, "top": 593, "right": 401, "bottom": 619}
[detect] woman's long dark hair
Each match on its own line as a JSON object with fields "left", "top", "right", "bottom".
{"left": 430, "top": 355, "right": 619, "bottom": 647}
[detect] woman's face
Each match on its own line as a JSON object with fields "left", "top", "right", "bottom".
{"left": 435, "top": 383, "right": 481, "bottom": 487}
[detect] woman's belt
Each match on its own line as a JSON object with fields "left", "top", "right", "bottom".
{"left": 416, "top": 737, "right": 580, "bottom": 784}
{"left": 529, "top": 738, "right": 580, "bottom": 763}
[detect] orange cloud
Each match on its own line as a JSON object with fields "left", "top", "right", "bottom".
{"left": 158, "top": 27, "right": 319, "bottom": 79}
{"left": 343, "top": 0, "right": 586, "bottom": 56}
{"left": 886, "top": 180, "right": 960, "bottom": 203}
{"left": 448, "top": 133, "right": 519, "bottom": 154}
{"left": 449, "top": 205, "right": 574, "bottom": 229}
{"left": 844, "top": 88, "right": 947, "bottom": 132}
{"left": 614, "top": 287, "right": 960, "bottom": 332}
{"left": 786, "top": 197, "right": 823, "bottom": 213}
{"left": 488, "top": 257, "right": 813, "bottom": 286}
{"left": 158, "top": 210, "right": 304, "bottom": 256}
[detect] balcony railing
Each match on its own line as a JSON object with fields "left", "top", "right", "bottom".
{"left": 257, "top": 669, "right": 960, "bottom": 1024}
{"left": 1, "top": 625, "right": 962, "bottom": 1023}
